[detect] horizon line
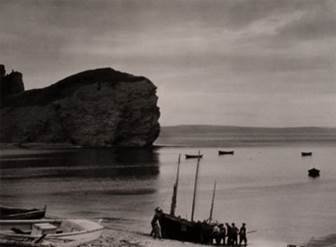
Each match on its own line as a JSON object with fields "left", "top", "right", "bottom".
{"left": 161, "top": 124, "right": 336, "bottom": 129}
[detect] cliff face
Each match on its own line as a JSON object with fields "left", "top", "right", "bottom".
{"left": 0, "top": 66, "right": 160, "bottom": 147}
{"left": 0, "top": 65, "right": 25, "bottom": 104}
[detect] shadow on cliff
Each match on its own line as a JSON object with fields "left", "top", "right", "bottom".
{"left": 0, "top": 147, "right": 160, "bottom": 179}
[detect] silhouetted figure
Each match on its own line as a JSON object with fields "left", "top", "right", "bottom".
{"left": 219, "top": 223, "right": 226, "bottom": 245}
{"left": 231, "top": 223, "right": 238, "bottom": 245}
{"left": 0, "top": 64, "right": 5, "bottom": 77}
{"left": 150, "top": 207, "right": 162, "bottom": 239}
{"left": 239, "top": 223, "right": 247, "bottom": 246}
{"left": 212, "top": 223, "right": 220, "bottom": 245}
{"left": 226, "top": 223, "right": 232, "bottom": 245}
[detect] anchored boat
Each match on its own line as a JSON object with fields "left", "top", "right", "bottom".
{"left": 218, "top": 150, "right": 234, "bottom": 155}
{"left": 308, "top": 168, "right": 320, "bottom": 178}
{"left": 185, "top": 154, "right": 203, "bottom": 159}
{"left": 0, "top": 205, "right": 46, "bottom": 220}
{"left": 0, "top": 218, "right": 103, "bottom": 247}
{"left": 301, "top": 152, "right": 312, "bottom": 157}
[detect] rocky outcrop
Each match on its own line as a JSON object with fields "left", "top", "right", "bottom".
{"left": 0, "top": 67, "right": 160, "bottom": 147}
{"left": 0, "top": 65, "right": 25, "bottom": 104}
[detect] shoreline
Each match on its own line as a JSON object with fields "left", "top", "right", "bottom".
{"left": 2, "top": 140, "right": 336, "bottom": 151}
{"left": 81, "top": 228, "right": 336, "bottom": 247}
{"left": 0, "top": 142, "right": 173, "bottom": 150}
{"left": 79, "top": 228, "right": 204, "bottom": 247}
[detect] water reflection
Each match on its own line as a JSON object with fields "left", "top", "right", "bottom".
{"left": 0, "top": 147, "right": 160, "bottom": 179}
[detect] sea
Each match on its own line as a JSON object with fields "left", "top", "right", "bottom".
{"left": 1, "top": 143, "right": 336, "bottom": 246}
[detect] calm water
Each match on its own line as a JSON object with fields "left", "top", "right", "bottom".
{"left": 1, "top": 144, "right": 336, "bottom": 246}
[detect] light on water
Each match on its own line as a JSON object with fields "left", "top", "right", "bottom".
{"left": 1, "top": 144, "right": 336, "bottom": 246}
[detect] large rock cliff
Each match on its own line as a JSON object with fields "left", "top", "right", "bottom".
{"left": 0, "top": 65, "right": 24, "bottom": 103}
{"left": 0, "top": 66, "right": 160, "bottom": 147}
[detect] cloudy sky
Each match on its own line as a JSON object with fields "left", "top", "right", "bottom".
{"left": 1, "top": 0, "right": 336, "bottom": 127}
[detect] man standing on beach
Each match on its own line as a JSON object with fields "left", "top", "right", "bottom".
{"left": 219, "top": 224, "right": 226, "bottom": 245}
{"left": 226, "top": 223, "right": 232, "bottom": 245}
{"left": 231, "top": 223, "right": 238, "bottom": 245}
{"left": 239, "top": 223, "right": 247, "bottom": 246}
{"left": 150, "top": 207, "right": 162, "bottom": 239}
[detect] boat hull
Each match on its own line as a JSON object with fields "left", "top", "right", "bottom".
{"left": 218, "top": 150, "right": 234, "bottom": 155}
{"left": 185, "top": 155, "right": 203, "bottom": 159}
{"left": 0, "top": 219, "right": 103, "bottom": 247}
{"left": 308, "top": 168, "right": 320, "bottom": 178}
{"left": 0, "top": 206, "right": 46, "bottom": 220}
{"left": 158, "top": 213, "right": 213, "bottom": 244}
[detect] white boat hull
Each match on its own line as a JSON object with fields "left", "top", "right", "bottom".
{"left": 0, "top": 218, "right": 104, "bottom": 247}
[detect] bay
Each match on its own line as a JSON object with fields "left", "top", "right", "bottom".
{"left": 1, "top": 144, "right": 336, "bottom": 246}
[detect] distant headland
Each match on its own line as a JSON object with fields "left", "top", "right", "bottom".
{"left": 0, "top": 65, "right": 160, "bottom": 147}
{"left": 156, "top": 125, "right": 336, "bottom": 147}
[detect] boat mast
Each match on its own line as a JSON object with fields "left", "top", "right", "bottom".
{"left": 208, "top": 181, "right": 217, "bottom": 222}
{"left": 170, "top": 154, "right": 181, "bottom": 216}
{"left": 191, "top": 151, "right": 201, "bottom": 222}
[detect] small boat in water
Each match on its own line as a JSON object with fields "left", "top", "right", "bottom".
{"left": 185, "top": 153, "right": 203, "bottom": 159}
{"left": 0, "top": 206, "right": 46, "bottom": 220}
{"left": 301, "top": 152, "right": 312, "bottom": 156}
{"left": 308, "top": 168, "right": 320, "bottom": 178}
{"left": 218, "top": 150, "right": 234, "bottom": 155}
{"left": 0, "top": 218, "right": 103, "bottom": 247}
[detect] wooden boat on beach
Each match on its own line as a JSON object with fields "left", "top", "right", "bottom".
{"left": 185, "top": 154, "right": 203, "bottom": 159}
{"left": 157, "top": 153, "right": 218, "bottom": 244}
{"left": 301, "top": 152, "right": 312, "bottom": 157}
{"left": 218, "top": 150, "right": 234, "bottom": 155}
{"left": 0, "top": 206, "right": 46, "bottom": 220}
{"left": 0, "top": 218, "right": 103, "bottom": 247}
{"left": 158, "top": 212, "right": 213, "bottom": 244}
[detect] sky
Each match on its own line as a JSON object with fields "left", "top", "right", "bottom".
{"left": 1, "top": 0, "right": 336, "bottom": 127}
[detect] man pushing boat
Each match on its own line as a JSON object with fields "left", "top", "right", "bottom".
{"left": 150, "top": 207, "right": 162, "bottom": 239}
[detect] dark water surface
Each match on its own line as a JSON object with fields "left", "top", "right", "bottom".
{"left": 1, "top": 144, "right": 336, "bottom": 246}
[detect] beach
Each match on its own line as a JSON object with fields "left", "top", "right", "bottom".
{"left": 81, "top": 228, "right": 336, "bottom": 247}
{"left": 80, "top": 228, "right": 198, "bottom": 247}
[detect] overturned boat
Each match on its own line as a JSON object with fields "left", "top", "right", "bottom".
{"left": 157, "top": 154, "right": 217, "bottom": 244}
{"left": 0, "top": 205, "right": 46, "bottom": 220}
{"left": 0, "top": 218, "right": 103, "bottom": 247}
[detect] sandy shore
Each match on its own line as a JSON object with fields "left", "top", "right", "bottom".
{"left": 80, "top": 228, "right": 202, "bottom": 247}
{"left": 80, "top": 228, "right": 336, "bottom": 247}
{"left": 79, "top": 228, "right": 286, "bottom": 247}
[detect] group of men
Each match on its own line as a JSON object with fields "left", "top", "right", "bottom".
{"left": 212, "top": 222, "right": 247, "bottom": 246}
{"left": 150, "top": 207, "right": 248, "bottom": 246}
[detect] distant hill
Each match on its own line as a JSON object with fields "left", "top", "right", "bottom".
{"left": 156, "top": 125, "right": 336, "bottom": 147}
